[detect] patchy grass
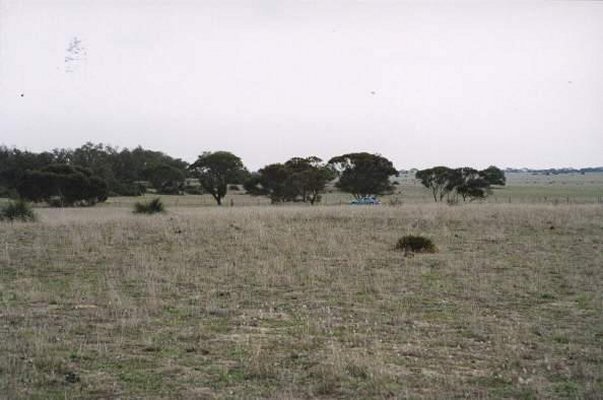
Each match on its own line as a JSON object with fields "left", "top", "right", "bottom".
{"left": 0, "top": 204, "right": 601, "bottom": 398}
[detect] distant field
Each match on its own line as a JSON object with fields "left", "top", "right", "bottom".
{"left": 2, "top": 172, "right": 600, "bottom": 209}
{"left": 95, "top": 171, "right": 603, "bottom": 208}
{"left": 391, "top": 172, "right": 603, "bottom": 205}
{"left": 1, "top": 203, "right": 602, "bottom": 398}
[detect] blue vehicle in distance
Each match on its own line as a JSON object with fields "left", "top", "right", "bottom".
{"left": 350, "top": 196, "right": 381, "bottom": 205}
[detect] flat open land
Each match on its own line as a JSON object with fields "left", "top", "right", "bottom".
{"left": 1, "top": 200, "right": 602, "bottom": 398}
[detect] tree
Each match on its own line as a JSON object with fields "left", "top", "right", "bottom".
{"left": 451, "top": 167, "right": 491, "bottom": 202}
{"left": 245, "top": 157, "right": 335, "bottom": 204}
{"left": 284, "top": 157, "right": 335, "bottom": 204}
{"left": 189, "top": 151, "right": 248, "bottom": 205}
{"left": 416, "top": 166, "right": 493, "bottom": 202}
{"left": 328, "top": 153, "right": 398, "bottom": 198}
{"left": 415, "top": 166, "right": 455, "bottom": 202}
{"left": 144, "top": 163, "right": 185, "bottom": 194}
{"left": 0, "top": 143, "right": 189, "bottom": 198}
{"left": 70, "top": 143, "right": 189, "bottom": 196}
{"left": 480, "top": 166, "right": 506, "bottom": 186}
{"left": 0, "top": 146, "right": 55, "bottom": 196}
{"left": 244, "top": 163, "right": 292, "bottom": 203}
{"left": 70, "top": 142, "right": 119, "bottom": 192}
{"left": 17, "top": 164, "right": 108, "bottom": 206}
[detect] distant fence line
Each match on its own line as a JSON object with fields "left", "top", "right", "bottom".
{"left": 90, "top": 193, "right": 603, "bottom": 208}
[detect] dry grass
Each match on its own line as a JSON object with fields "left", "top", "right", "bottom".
{"left": 1, "top": 203, "right": 602, "bottom": 398}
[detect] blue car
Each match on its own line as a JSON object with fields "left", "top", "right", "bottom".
{"left": 351, "top": 196, "right": 381, "bottom": 205}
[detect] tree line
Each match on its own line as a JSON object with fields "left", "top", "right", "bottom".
{"left": 0, "top": 143, "right": 505, "bottom": 206}
{"left": 415, "top": 166, "right": 505, "bottom": 203}
{"left": 0, "top": 143, "right": 189, "bottom": 198}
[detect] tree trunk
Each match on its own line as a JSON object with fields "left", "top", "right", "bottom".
{"left": 210, "top": 191, "right": 222, "bottom": 205}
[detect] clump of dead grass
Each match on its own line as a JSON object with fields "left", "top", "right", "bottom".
{"left": 0, "top": 199, "right": 37, "bottom": 222}
{"left": 395, "top": 234, "right": 436, "bottom": 254}
{"left": 133, "top": 198, "right": 165, "bottom": 214}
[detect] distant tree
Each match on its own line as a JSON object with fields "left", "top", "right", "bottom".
{"left": 417, "top": 166, "right": 493, "bottom": 202}
{"left": 451, "top": 167, "right": 491, "bottom": 202}
{"left": 242, "top": 172, "right": 264, "bottom": 196}
{"left": 189, "top": 151, "right": 248, "bottom": 205}
{"left": 480, "top": 166, "right": 506, "bottom": 186}
{"left": 70, "top": 142, "right": 119, "bottom": 190}
{"left": 328, "top": 153, "right": 398, "bottom": 198}
{"left": 244, "top": 163, "right": 293, "bottom": 203}
{"left": 17, "top": 164, "right": 108, "bottom": 206}
{"left": 70, "top": 143, "right": 189, "bottom": 196}
{"left": 415, "top": 166, "right": 455, "bottom": 202}
{"left": 144, "top": 163, "right": 185, "bottom": 194}
{"left": 1, "top": 143, "right": 191, "bottom": 198}
{"left": 0, "top": 146, "right": 55, "bottom": 195}
{"left": 284, "top": 157, "right": 335, "bottom": 204}
{"left": 245, "top": 157, "right": 334, "bottom": 204}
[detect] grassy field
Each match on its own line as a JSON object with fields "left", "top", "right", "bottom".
{"left": 1, "top": 201, "right": 602, "bottom": 398}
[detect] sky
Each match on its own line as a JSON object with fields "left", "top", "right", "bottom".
{"left": 1, "top": 0, "right": 602, "bottom": 171}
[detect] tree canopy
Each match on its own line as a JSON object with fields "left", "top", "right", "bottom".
{"left": 189, "top": 151, "right": 248, "bottom": 205}
{"left": 328, "top": 153, "right": 398, "bottom": 198}
{"left": 144, "top": 164, "right": 185, "bottom": 194}
{"left": 416, "top": 166, "right": 503, "bottom": 202}
{"left": 17, "top": 164, "right": 108, "bottom": 207}
{"left": 284, "top": 157, "right": 335, "bottom": 205}
{"left": 480, "top": 166, "right": 506, "bottom": 186}
{"left": 244, "top": 156, "right": 334, "bottom": 204}
{"left": 0, "top": 143, "right": 189, "bottom": 197}
{"left": 415, "top": 166, "right": 456, "bottom": 202}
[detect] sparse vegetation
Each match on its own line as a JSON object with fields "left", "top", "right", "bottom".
{"left": 0, "top": 199, "right": 36, "bottom": 222}
{"left": 395, "top": 234, "right": 436, "bottom": 253}
{"left": 133, "top": 197, "right": 165, "bottom": 214}
{"left": 0, "top": 203, "right": 601, "bottom": 398}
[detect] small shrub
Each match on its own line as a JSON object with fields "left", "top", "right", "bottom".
{"left": 228, "top": 184, "right": 240, "bottom": 191}
{"left": 0, "top": 199, "right": 37, "bottom": 222}
{"left": 133, "top": 198, "right": 165, "bottom": 214}
{"left": 396, "top": 235, "right": 436, "bottom": 254}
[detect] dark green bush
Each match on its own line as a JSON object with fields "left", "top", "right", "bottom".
{"left": 17, "top": 164, "right": 108, "bottom": 207}
{"left": 395, "top": 235, "right": 436, "bottom": 253}
{"left": 0, "top": 199, "right": 37, "bottom": 222}
{"left": 133, "top": 198, "right": 165, "bottom": 214}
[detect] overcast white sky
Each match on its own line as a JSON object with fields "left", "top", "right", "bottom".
{"left": 1, "top": 0, "right": 602, "bottom": 170}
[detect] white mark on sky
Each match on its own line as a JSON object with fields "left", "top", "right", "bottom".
{"left": 64, "top": 37, "right": 86, "bottom": 73}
